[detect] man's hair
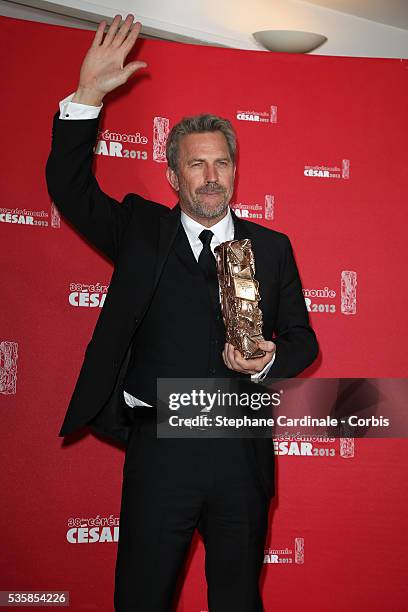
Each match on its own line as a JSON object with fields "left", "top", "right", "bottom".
{"left": 166, "top": 113, "right": 237, "bottom": 172}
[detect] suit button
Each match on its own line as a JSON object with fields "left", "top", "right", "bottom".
{"left": 209, "top": 368, "right": 216, "bottom": 375}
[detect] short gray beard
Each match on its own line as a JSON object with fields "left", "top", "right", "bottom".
{"left": 188, "top": 194, "right": 230, "bottom": 219}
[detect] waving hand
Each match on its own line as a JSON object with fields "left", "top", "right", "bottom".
{"left": 73, "top": 14, "right": 147, "bottom": 106}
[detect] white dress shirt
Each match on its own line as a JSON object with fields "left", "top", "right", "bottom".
{"left": 58, "top": 93, "right": 276, "bottom": 408}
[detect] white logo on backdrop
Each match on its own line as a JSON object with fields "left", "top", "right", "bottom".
{"left": 0, "top": 340, "right": 18, "bottom": 395}
{"left": 0, "top": 207, "right": 50, "bottom": 228}
{"left": 66, "top": 514, "right": 119, "bottom": 544}
{"left": 342, "top": 159, "right": 350, "bottom": 179}
{"left": 304, "top": 286, "right": 336, "bottom": 314}
{"left": 264, "top": 537, "right": 305, "bottom": 565}
{"left": 236, "top": 106, "right": 278, "bottom": 124}
{"left": 50, "top": 202, "right": 61, "bottom": 229}
{"left": 264, "top": 194, "right": 274, "bottom": 220}
{"left": 68, "top": 282, "right": 109, "bottom": 308}
{"left": 303, "top": 272, "right": 357, "bottom": 316}
{"left": 153, "top": 117, "right": 170, "bottom": 163}
{"left": 304, "top": 159, "right": 350, "bottom": 179}
{"left": 295, "top": 537, "right": 305, "bottom": 564}
{"left": 232, "top": 195, "right": 275, "bottom": 221}
{"left": 94, "top": 127, "right": 148, "bottom": 160}
{"left": 341, "top": 270, "right": 357, "bottom": 315}
{"left": 0, "top": 205, "right": 61, "bottom": 229}
{"left": 273, "top": 433, "right": 356, "bottom": 458}
{"left": 339, "top": 438, "right": 355, "bottom": 458}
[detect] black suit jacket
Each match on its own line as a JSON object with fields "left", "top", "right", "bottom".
{"left": 45, "top": 112, "right": 318, "bottom": 464}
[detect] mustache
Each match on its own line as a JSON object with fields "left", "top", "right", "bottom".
{"left": 196, "top": 183, "right": 226, "bottom": 194}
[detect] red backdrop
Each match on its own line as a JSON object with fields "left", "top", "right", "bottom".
{"left": 1, "top": 15, "right": 407, "bottom": 611}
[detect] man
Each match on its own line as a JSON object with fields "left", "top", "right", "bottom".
{"left": 46, "top": 14, "right": 318, "bottom": 612}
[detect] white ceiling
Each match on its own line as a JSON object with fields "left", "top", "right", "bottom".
{"left": 302, "top": 0, "right": 408, "bottom": 30}
{"left": 1, "top": 0, "right": 408, "bottom": 57}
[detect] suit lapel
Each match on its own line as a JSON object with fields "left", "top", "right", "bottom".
{"left": 153, "top": 203, "right": 181, "bottom": 289}
{"left": 231, "top": 208, "right": 250, "bottom": 241}
{"left": 173, "top": 224, "right": 202, "bottom": 276}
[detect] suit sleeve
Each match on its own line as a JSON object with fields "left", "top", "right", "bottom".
{"left": 45, "top": 111, "right": 135, "bottom": 262}
{"left": 266, "top": 235, "right": 319, "bottom": 378}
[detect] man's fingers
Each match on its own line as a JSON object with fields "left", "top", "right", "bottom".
{"left": 121, "top": 22, "right": 142, "bottom": 61}
{"left": 257, "top": 340, "right": 276, "bottom": 353}
{"left": 225, "top": 343, "right": 234, "bottom": 368}
{"left": 122, "top": 21, "right": 142, "bottom": 55}
{"left": 222, "top": 346, "right": 231, "bottom": 369}
{"left": 225, "top": 343, "right": 252, "bottom": 374}
{"left": 223, "top": 342, "right": 274, "bottom": 375}
{"left": 102, "top": 14, "right": 122, "bottom": 47}
{"left": 111, "top": 14, "right": 135, "bottom": 48}
{"left": 225, "top": 342, "right": 272, "bottom": 374}
{"left": 228, "top": 344, "right": 245, "bottom": 368}
{"left": 230, "top": 348, "right": 256, "bottom": 373}
{"left": 92, "top": 20, "right": 107, "bottom": 48}
{"left": 122, "top": 61, "right": 147, "bottom": 81}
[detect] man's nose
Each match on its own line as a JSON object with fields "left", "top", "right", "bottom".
{"left": 204, "top": 163, "right": 218, "bottom": 183}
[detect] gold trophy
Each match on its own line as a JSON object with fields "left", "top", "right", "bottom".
{"left": 214, "top": 239, "right": 265, "bottom": 359}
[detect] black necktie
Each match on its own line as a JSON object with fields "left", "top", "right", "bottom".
{"left": 198, "top": 229, "right": 219, "bottom": 310}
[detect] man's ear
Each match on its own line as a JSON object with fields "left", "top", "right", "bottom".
{"left": 166, "top": 167, "right": 179, "bottom": 192}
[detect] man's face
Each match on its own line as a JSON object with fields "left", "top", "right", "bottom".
{"left": 166, "top": 131, "right": 236, "bottom": 223}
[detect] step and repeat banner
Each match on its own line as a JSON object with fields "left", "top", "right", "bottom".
{"left": 1, "top": 15, "right": 407, "bottom": 611}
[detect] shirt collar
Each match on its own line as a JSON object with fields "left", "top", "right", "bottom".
{"left": 180, "top": 207, "right": 234, "bottom": 245}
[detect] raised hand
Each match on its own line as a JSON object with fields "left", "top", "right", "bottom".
{"left": 72, "top": 14, "right": 147, "bottom": 106}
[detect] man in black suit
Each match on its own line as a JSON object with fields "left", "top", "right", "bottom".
{"left": 46, "top": 14, "right": 318, "bottom": 612}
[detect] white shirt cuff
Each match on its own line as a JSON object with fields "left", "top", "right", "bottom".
{"left": 251, "top": 351, "right": 276, "bottom": 382}
{"left": 123, "top": 390, "right": 152, "bottom": 408}
{"left": 59, "top": 92, "right": 103, "bottom": 120}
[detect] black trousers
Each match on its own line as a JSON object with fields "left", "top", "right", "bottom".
{"left": 114, "top": 417, "right": 271, "bottom": 611}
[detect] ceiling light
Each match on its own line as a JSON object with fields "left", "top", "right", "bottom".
{"left": 253, "top": 30, "right": 327, "bottom": 53}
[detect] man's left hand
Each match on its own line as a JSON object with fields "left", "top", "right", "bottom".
{"left": 222, "top": 340, "right": 276, "bottom": 375}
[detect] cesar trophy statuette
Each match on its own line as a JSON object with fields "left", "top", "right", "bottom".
{"left": 214, "top": 239, "right": 265, "bottom": 359}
